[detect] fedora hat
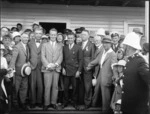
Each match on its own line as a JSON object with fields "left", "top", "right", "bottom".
{"left": 21, "top": 63, "right": 31, "bottom": 77}
{"left": 102, "top": 36, "right": 113, "bottom": 43}
{"left": 133, "top": 28, "right": 143, "bottom": 35}
{"left": 122, "top": 32, "right": 142, "bottom": 50}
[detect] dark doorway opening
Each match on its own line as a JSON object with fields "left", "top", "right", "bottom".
{"left": 39, "top": 22, "right": 66, "bottom": 34}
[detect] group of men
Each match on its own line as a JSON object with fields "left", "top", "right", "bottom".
{"left": 0, "top": 24, "right": 149, "bottom": 114}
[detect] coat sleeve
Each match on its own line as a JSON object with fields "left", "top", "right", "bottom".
{"left": 9, "top": 46, "right": 19, "bottom": 69}
{"left": 138, "top": 57, "right": 150, "bottom": 85}
{"left": 41, "top": 44, "right": 49, "bottom": 67}
{"left": 111, "top": 52, "right": 118, "bottom": 78}
{"left": 77, "top": 46, "right": 83, "bottom": 72}
{"left": 55, "top": 45, "right": 63, "bottom": 66}
{"left": 0, "top": 69, "right": 7, "bottom": 76}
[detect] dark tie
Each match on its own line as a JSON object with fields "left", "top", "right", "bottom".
{"left": 26, "top": 45, "right": 29, "bottom": 62}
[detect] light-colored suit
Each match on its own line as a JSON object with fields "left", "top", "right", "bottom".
{"left": 28, "top": 39, "right": 43, "bottom": 104}
{"left": 9, "top": 42, "right": 29, "bottom": 105}
{"left": 88, "top": 48, "right": 117, "bottom": 111}
{"left": 41, "top": 41, "right": 63, "bottom": 106}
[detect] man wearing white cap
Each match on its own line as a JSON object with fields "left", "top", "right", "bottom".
{"left": 96, "top": 28, "right": 106, "bottom": 38}
{"left": 121, "top": 32, "right": 150, "bottom": 114}
{"left": 12, "top": 31, "right": 21, "bottom": 45}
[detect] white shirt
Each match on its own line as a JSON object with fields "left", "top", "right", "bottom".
{"left": 0, "top": 57, "right": 8, "bottom": 69}
{"left": 69, "top": 43, "right": 74, "bottom": 50}
{"left": 82, "top": 40, "right": 88, "bottom": 50}
{"left": 35, "top": 40, "right": 41, "bottom": 48}
{"left": 50, "top": 41, "right": 56, "bottom": 48}
{"left": 21, "top": 42, "right": 26, "bottom": 51}
{"left": 100, "top": 48, "right": 113, "bottom": 68}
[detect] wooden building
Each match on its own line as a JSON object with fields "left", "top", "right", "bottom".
{"left": 1, "top": 0, "right": 146, "bottom": 35}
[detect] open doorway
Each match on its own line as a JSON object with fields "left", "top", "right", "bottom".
{"left": 39, "top": 22, "right": 66, "bottom": 34}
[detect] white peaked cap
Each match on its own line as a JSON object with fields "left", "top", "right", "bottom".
{"left": 12, "top": 32, "right": 21, "bottom": 39}
{"left": 122, "top": 32, "right": 142, "bottom": 50}
{"left": 96, "top": 28, "right": 106, "bottom": 36}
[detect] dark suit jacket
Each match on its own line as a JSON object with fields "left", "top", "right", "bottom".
{"left": 111, "top": 43, "right": 121, "bottom": 53}
{"left": 93, "top": 45, "right": 104, "bottom": 78}
{"left": 63, "top": 44, "right": 83, "bottom": 76}
{"left": 121, "top": 53, "right": 150, "bottom": 114}
{"left": 9, "top": 42, "right": 29, "bottom": 76}
{"left": 28, "top": 39, "right": 42, "bottom": 70}
{"left": 82, "top": 40, "right": 95, "bottom": 71}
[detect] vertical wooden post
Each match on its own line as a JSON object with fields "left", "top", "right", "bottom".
{"left": 145, "top": 1, "right": 149, "bottom": 42}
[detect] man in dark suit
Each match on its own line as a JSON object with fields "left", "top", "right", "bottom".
{"left": 62, "top": 32, "right": 83, "bottom": 109}
{"left": 111, "top": 32, "right": 121, "bottom": 53}
{"left": 81, "top": 30, "right": 95, "bottom": 109}
{"left": 91, "top": 35, "right": 104, "bottom": 107}
{"left": 28, "top": 27, "right": 43, "bottom": 108}
{"left": 121, "top": 32, "right": 150, "bottom": 114}
{"left": 9, "top": 33, "right": 30, "bottom": 110}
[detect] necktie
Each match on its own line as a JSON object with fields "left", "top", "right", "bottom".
{"left": 69, "top": 44, "right": 71, "bottom": 50}
{"left": 26, "top": 45, "right": 29, "bottom": 62}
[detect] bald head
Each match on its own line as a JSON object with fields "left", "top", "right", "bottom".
{"left": 94, "top": 35, "right": 102, "bottom": 47}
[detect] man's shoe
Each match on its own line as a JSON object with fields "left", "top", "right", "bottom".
{"left": 73, "top": 104, "right": 79, "bottom": 110}
{"left": 43, "top": 105, "right": 49, "bottom": 111}
{"left": 51, "top": 104, "right": 58, "bottom": 110}
{"left": 21, "top": 104, "right": 29, "bottom": 111}
{"left": 84, "top": 105, "right": 90, "bottom": 110}
{"left": 37, "top": 103, "right": 43, "bottom": 108}
{"left": 30, "top": 104, "right": 36, "bottom": 108}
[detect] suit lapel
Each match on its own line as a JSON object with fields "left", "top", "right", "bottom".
{"left": 37, "top": 43, "right": 42, "bottom": 54}
{"left": 19, "top": 42, "right": 27, "bottom": 56}
{"left": 102, "top": 52, "right": 111, "bottom": 66}
{"left": 83, "top": 40, "right": 90, "bottom": 51}
{"left": 31, "top": 40, "right": 38, "bottom": 53}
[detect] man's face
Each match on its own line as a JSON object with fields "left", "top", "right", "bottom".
{"left": 76, "top": 37, "right": 82, "bottom": 44}
{"left": 103, "top": 42, "right": 111, "bottom": 51}
{"left": 35, "top": 30, "right": 43, "bottom": 40}
{"left": 112, "top": 36, "right": 119, "bottom": 45}
{"left": 68, "top": 35, "right": 75, "bottom": 44}
{"left": 81, "top": 31, "right": 89, "bottom": 42}
{"left": 3, "top": 38, "right": 11, "bottom": 47}
{"left": 21, "top": 34, "right": 29, "bottom": 44}
{"left": 17, "top": 25, "right": 22, "bottom": 31}
{"left": 1, "top": 28, "right": 9, "bottom": 37}
{"left": 49, "top": 30, "right": 57, "bottom": 42}
{"left": 94, "top": 36, "right": 102, "bottom": 47}
{"left": 57, "top": 35, "right": 63, "bottom": 43}
{"left": 29, "top": 33, "right": 35, "bottom": 40}
{"left": 14, "top": 36, "right": 21, "bottom": 44}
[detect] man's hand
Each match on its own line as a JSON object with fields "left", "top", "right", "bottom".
{"left": 75, "top": 71, "right": 80, "bottom": 78}
{"left": 86, "top": 66, "right": 91, "bottom": 71}
{"left": 62, "top": 68, "right": 66, "bottom": 75}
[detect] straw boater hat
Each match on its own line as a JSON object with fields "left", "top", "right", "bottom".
{"left": 12, "top": 32, "right": 21, "bottom": 39}
{"left": 113, "top": 60, "right": 127, "bottom": 67}
{"left": 96, "top": 28, "right": 106, "bottom": 36}
{"left": 21, "top": 63, "right": 31, "bottom": 77}
{"left": 122, "top": 32, "right": 142, "bottom": 50}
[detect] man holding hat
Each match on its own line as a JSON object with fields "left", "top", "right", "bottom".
{"left": 87, "top": 36, "right": 117, "bottom": 112}
{"left": 28, "top": 27, "right": 44, "bottom": 108}
{"left": 9, "top": 32, "right": 31, "bottom": 111}
{"left": 121, "top": 32, "right": 150, "bottom": 114}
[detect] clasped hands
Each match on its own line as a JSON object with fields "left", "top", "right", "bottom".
{"left": 62, "top": 68, "right": 80, "bottom": 78}
{"left": 46, "top": 63, "right": 59, "bottom": 71}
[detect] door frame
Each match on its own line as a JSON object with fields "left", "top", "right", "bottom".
{"left": 33, "top": 17, "right": 71, "bottom": 29}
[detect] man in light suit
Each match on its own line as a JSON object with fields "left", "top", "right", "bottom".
{"left": 81, "top": 30, "right": 95, "bottom": 110}
{"left": 9, "top": 33, "right": 30, "bottom": 110}
{"left": 41, "top": 28, "right": 63, "bottom": 110}
{"left": 87, "top": 36, "right": 117, "bottom": 112}
{"left": 28, "top": 27, "right": 43, "bottom": 108}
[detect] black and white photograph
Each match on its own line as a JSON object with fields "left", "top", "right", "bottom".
{"left": 0, "top": 0, "right": 149, "bottom": 114}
